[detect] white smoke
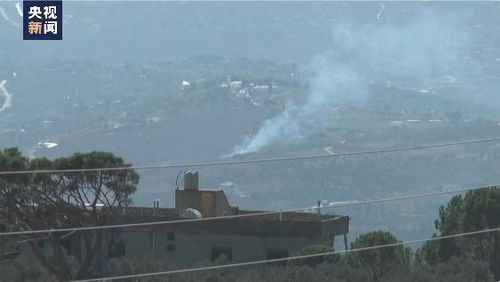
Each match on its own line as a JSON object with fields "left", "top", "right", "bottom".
{"left": 231, "top": 56, "right": 369, "bottom": 156}
{"left": 232, "top": 103, "right": 301, "bottom": 155}
{"left": 230, "top": 8, "right": 479, "bottom": 156}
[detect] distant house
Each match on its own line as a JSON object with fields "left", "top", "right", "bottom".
{"left": 3, "top": 171, "right": 350, "bottom": 268}
{"left": 229, "top": 81, "right": 243, "bottom": 89}
{"left": 179, "top": 80, "right": 191, "bottom": 90}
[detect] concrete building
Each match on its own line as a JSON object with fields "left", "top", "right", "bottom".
{"left": 2, "top": 171, "right": 350, "bottom": 268}
{"left": 103, "top": 171, "right": 350, "bottom": 265}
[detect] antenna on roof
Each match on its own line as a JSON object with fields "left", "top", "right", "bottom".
{"left": 153, "top": 199, "right": 160, "bottom": 216}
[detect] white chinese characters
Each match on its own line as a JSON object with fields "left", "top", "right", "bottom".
{"left": 28, "top": 6, "right": 42, "bottom": 19}
{"left": 26, "top": 3, "right": 60, "bottom": 37}
{"left": 43, "top": 6, "right": 57, "bottom": 20}
{"left": 44, "top": 21, "right": 57, "bottom": 34}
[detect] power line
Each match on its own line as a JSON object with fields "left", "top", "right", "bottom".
{"left": 0, "top": 137, "right": 499, "bottom": 175}
{"left": 70, "top": 226, "right": 500, "bottom": 282}
{"left": 1, "top": 183, "right": 496, "bottom": 237}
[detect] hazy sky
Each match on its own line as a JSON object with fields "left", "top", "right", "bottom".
{"left": 1, "top": 2, "right": 497, "bottom": 64}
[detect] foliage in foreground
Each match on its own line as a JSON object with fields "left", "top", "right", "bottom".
{"left": 2, "top": 148, "right": 500, "bottom": 282}
{"left": 418, "top": 187, "right": 500, "bottom": 278}
{"left": 0, "top": 148, "right": 139, "bottom": 281}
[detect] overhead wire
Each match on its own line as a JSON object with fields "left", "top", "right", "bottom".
{"left": 0, "top": 183, "right": 496, "bottom": 236}
{"left": 0, "top": 137, "right": 499, "bottom": 175}
{"left": 2, "top": 137, "right": 499, "bottom": 279}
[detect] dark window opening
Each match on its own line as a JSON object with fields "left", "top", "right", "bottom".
{"left": 167, "top": 232, "right": 175, "bottom": 241}
{"left": 166, "top": 244, "right": 175, "bottom": 251}
{"left": 37, "top": 240, "right": 45, "bottom": 249}
{"left": 59, "top": 240, "right": 71, "bottom": 255}
{"left": 2, "top": 242, "right": 20, "bottom": 259}
{"left": 109, "top": 242, "right": 126, "bottom": 258}
{"left": 211, "top": 246, "right": 232, "bottom": 262}
{"left": 266, "top": 248, "right": 289, "bottom": 260}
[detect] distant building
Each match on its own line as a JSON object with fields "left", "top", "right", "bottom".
{"left": 179, "top": 80, "right": 191, "bottom": 90}
{"left": 3, "top": 171, "right": 350, "bottom": 268}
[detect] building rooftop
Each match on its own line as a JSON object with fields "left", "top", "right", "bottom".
{"left": 123, "top": 206, "right": 348, "bottom": 239}
{"left": 126, "top": 206, "right": 344, "bottom": 222}
{"left": 119, "top": 171, "right": 349, "bottom": 239}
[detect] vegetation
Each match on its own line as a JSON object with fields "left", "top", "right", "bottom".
{"left": 295, "top": 245, "right": 335, "bottom": 266}
{"left": 0, "top": 148, "right": 139, "bottom": 281}
{"left": 104, "top": 187, "right": 500, "bottom": 282}
{"left": 344, "top": 231, "right": 411, "bottom": 282}
{"left": 2, "top": 55, "right": 500, "bottom": 279}
{"left": 418, "top": 187, "right": 500, "bottom": 278}
{"left": 3, "top": 57, "right": 500, "bottom": 243}
{"left": 0, "top": 150, "right": 500, "bottom": 281}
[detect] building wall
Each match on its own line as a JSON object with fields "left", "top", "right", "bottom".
{"left": 107, "top": 228, "right": 331, "bottom": 266}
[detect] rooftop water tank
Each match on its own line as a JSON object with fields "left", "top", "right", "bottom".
{"left": 180, "top": 208, "right": 202, "bottom": 219}
{"left": 184, "top": 170, "right": 199, "bottom": 190}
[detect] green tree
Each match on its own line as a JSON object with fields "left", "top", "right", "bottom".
{"left": 344, "top": 231, "right": 411, "bottom": 282}
{"left": 418, "top": 186, "right": 500, "bottom": 278}
{"left": 296, "top": 245, "right": 335, "bottom": 266}
{"left": 0, "top": 148, "right": 139, "bottom": 281}
{"left": 411, "top": 256, "right": 494, "bottom": 282}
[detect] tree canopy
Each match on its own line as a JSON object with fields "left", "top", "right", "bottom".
{"left": 418, "top": 186, "right": 500, "bottom": 278}
{"left": 0, "top": 148, "right": 139, "bottom": 281}
{"left": 344, "top": 230, "right": 411, "bottom": 282}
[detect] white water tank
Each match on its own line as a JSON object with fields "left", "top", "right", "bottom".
{"left": 180, "top": 208, "right": 202, "bottom": 219}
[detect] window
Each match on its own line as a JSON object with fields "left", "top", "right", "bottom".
{"left": 37, "top": 240, "right": 45, "bottom": 249}
{"left": 109, "top": 241, "right": 126, "bottom": 258}
{"left": 166, "top": 244, "right": 175, "bottom": 251}
{"left": 167, "top": 232, "right": 175, "bottom": 241}
{"left": 266, "top": 248, "right": 288, "bottom": 260}
{"left": 2, "top": 242, "right": 19, "bottom": 259}
{"left": 211, "top": 246, "right": 232, "bottom": 262}
{"left": 59, "top": 240, "right": 72, "bottom": 255}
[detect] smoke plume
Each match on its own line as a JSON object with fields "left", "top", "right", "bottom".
{"left": 231, "top": 8, "right": 481, "bottom": 155}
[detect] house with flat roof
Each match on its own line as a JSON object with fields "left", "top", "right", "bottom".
{"left": 102, "top": 171, "right": 350, "bottom": 265}
{"left": 2, "top": 171, "right": 350, "bottom": 268}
